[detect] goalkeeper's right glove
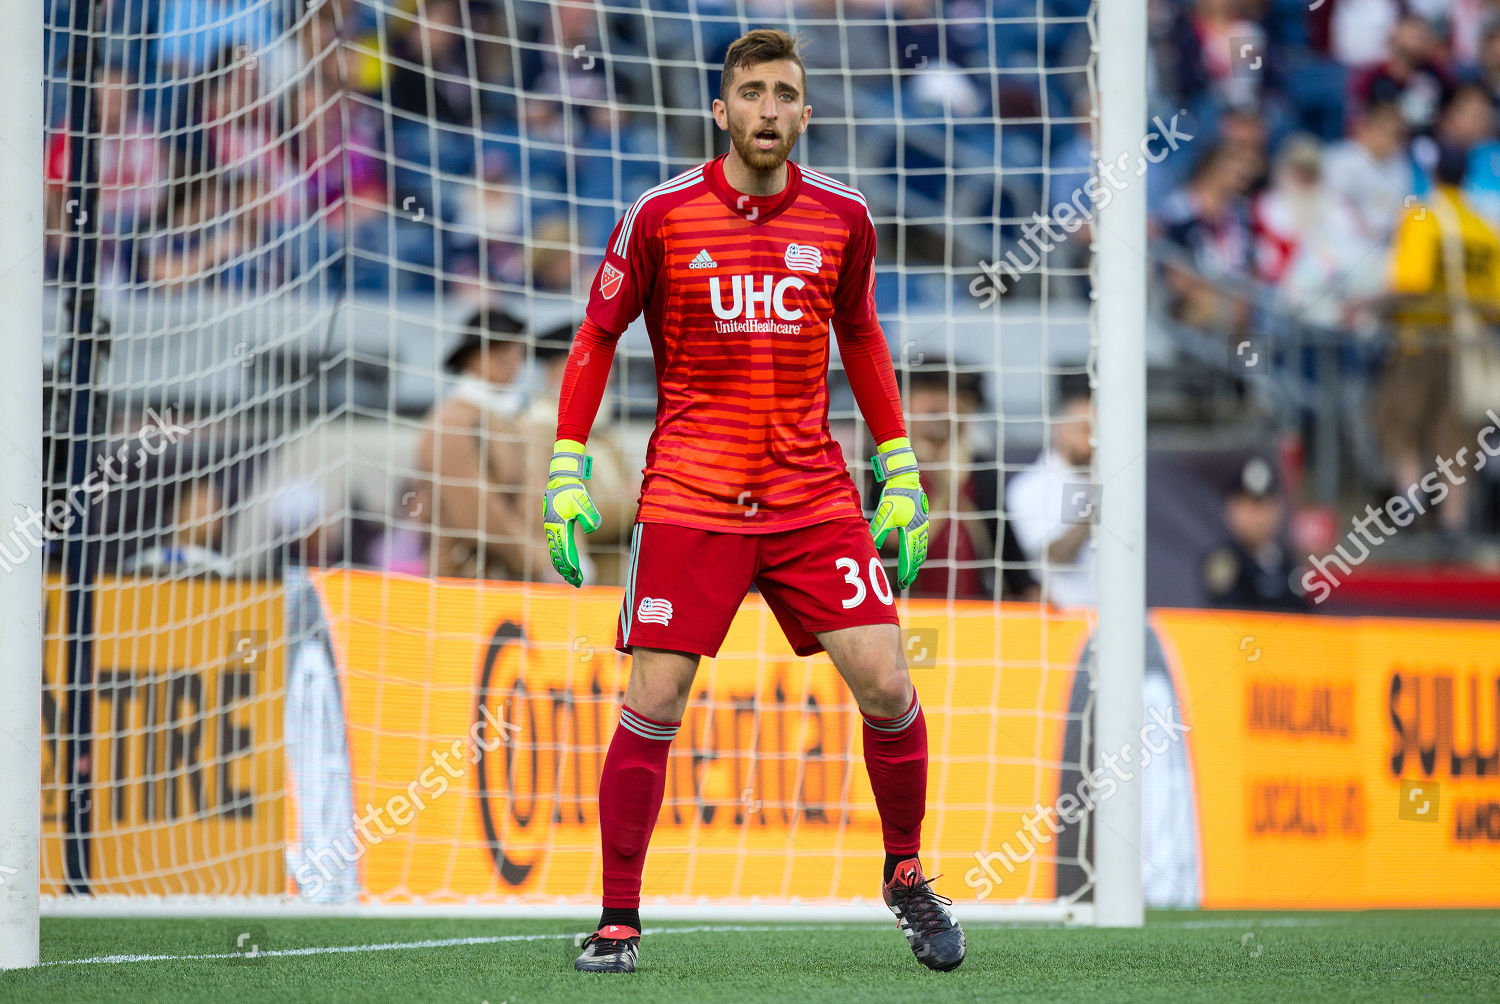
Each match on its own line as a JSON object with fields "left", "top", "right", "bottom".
{"left": 542, "top": 439, "right": 602, "bottom": 587}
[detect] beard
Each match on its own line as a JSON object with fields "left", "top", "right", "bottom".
{"left": 728, "top": 114, "right": 797, "bottom": 172}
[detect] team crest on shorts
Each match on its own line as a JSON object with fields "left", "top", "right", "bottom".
{"left": 637, "top": 596, "right": 674, "bottom": 626}
{"left": 599, "top": 262, "right": 624, "bottom": 299}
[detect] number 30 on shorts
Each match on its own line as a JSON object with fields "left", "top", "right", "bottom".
{"left": 837, "top": 556, "right": 896, "bottom": 609}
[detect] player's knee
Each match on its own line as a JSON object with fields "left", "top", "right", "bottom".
{"left": 627, "top": 686, "right": 689, "bottom": 723}
{"left": 859, "top": 667, "right": 914, "bottom": 720}
{"left": 625, "top": 674, "right": 695, "bottom": 722}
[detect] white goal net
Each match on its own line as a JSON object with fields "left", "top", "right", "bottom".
{"left": 32, "top": 0, "right": 1142, "bottom": 919}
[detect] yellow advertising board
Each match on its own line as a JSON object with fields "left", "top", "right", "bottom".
{"left": 41, "top": 576, "right": 286, "bottom": 896}
{"left": 306, "top": 570, "right": 1090, "bottom": 905}
{"left": 39, "top": 568, "right": 1497, "bottom": 909}
{"left": 1156, "top": 609, "right": 1500, "bottom": 908}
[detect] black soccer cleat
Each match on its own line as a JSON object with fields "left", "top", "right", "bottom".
{"left": 573, "top": 924, "right": 640, "bottom": 973}
{"left": 882, "top": 858, "right": 966, "bottom": 971}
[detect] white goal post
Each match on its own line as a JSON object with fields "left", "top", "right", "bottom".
{"left": 6, "top": 0, "right": 1154, "bottom": 953}
{"left": 0, "top": 0, "right": 45, "bottom": 970}
{"left": 1093, "top": 0, "right": 1147, "bottom": 928}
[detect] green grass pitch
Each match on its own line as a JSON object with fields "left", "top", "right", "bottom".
{"left": 3, "top": 912, "right": 1497, "bottom": 1002}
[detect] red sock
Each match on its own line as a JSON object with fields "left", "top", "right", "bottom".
{"left": 598, "top": 705, "right": 679, "bottom": 909}
{"left": 862, "top": 691, "right": 928, "bottom": 858}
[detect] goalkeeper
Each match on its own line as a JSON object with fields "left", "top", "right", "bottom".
{"left": 542, "top": 28, "right": 963, "bottom": 976}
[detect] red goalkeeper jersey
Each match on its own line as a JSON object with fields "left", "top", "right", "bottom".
{"left": 564, "top": 154, "right": 905, "bottom": 533}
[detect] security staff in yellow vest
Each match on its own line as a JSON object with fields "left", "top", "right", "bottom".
{"left": 1376, "top": 144, "right": 1500, "bottom": 538}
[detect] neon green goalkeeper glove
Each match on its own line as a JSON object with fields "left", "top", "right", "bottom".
{"left": 542, "top": 439, "right": 602, "bottom": 587}
{"left": 870, "top": 437, "right": 930, "bottom": 590}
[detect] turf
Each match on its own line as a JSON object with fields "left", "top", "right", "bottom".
{"left": 2, "top": 912, "right": 1498, "bottom": 1002}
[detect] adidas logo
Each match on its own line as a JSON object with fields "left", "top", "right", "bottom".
{"left": 688, "top": 249, "right": 717, "bottom": 269}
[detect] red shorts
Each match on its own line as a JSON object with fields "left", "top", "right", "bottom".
{"left": 615, "top": 518, "right": 900, "bottom": 658}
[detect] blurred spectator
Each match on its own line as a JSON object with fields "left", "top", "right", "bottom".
{"left": 1440, "top": 78, "right": 1500, "bottom": 147}
{"left": 388, "top": 0, "right": 485, "bottom": 127}
{"left": 518, "top": 0, "right": 610, "bottom": 108}
{"left": 1351, "top": 15, "right": 1453, "bottom": 135}
{"left": 228, "top": 468, "right": 355, "bottom": 579}
{"left": 286, "top": 0, "right": 386, "bottom": 219}
{"left": 1006, "top": 388, "right": 1096, "bottom": 608}
{"left": 1419, "top": 80, "right": 1498, "bottom": 183}
{"left": 529, "top": 217, "right": 579, "bottom": 294}
{"left": 1422, "top": 83, "right": 1500, "bottom": 220}
{"left": 451, "top": 148, "right": 526, "bottom": 285}
{"left": 1200, "top": 456, "right": 1308, "bottom": 610}
{"left": 191, "top": 46, "right": 293, "bottom": 203}
{"left": 1433, "top": 0, "right": 1495, "bottom": 68}
{"left": 442, "top": 302, "right": 530, "bottom": 409}
{"left": 100, "top": 444, "right": 236, "bottom": 577}
{"left": 1159, "top": 0, "right": 1265, "bottom": 109}
{"left": 1157, "top": 145, "right": 1256, "bottom": 333}
{"left": 900, "top": 368, "right": 997, "bottom": 600}
{"left": 45, "top": 65, "right": 165, "bottom": 285}
{"left": 156, "top": 0, "right": 280, "bottom": 75}
{"left": 264, "top": 478, "right": 348, "bottom": 571}
{"left": 1377, "top": 144, "right": 1500, "bottom": 538}
{"left": 144, "top": 171, "right": 277, "bottom": 287}
{"left": 1469, "top": 22, "right": 1500, "bottom": 107}
{"left": 411, "top": 306, "right": 534, "bottom": 579}
{"left": 123, "top": 475, "right": 233, "bottom": 576}
{"left": 1217, "top": 104, "right": 1270, "bottom": 192}
{"left": 1322, "top": 100, "right": 1416, "bottom": 242}
{"left": 1330, "top": 0, "right": 1403, "bottom": 67}
{"left": 1253, "top": 134, "right": 1380, "bottom": 327}
{"left": 37, "top": 2, "right": 1101, "bottom": 299}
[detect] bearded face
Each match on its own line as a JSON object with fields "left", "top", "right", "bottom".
{"left": 725, "top": 100, "right": 799, "bottom": 170}
{"left": 714, "top": 59, "right": 809, "bottom": 174}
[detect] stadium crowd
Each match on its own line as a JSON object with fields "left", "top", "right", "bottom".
{"left": 42, "top": 0, "right": 1095, "bottom": 302}
{"left": 42, "top": 0, "right": 1500, "bottom": 609}
{"left": 1148, "top": 0, "right": 1500, "bottom": 546}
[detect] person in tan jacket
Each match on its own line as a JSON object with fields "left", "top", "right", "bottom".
{"left": 412, "top": 305, "right": 537, "bottom": 579}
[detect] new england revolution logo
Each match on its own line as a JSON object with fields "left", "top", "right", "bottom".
{"left": 637, "top": 596, "right": 674, "bottom": 627}
{"left": 784, "top": 243, "right": 822, "bottom": 274}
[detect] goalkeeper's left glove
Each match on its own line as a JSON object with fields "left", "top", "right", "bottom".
{"left": 542, "top": 439, "right": 602, "bottom": 587}
{"left": 869, "top": 437, "right": 930, "bottom": 590}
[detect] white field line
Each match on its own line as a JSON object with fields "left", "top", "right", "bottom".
{"left": 42, "top": 924, "right": 868, "bottom": 967}
{"left": 48, "top": 913, "right": 1449, "bottom": 966}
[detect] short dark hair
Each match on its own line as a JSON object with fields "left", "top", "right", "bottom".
{"left": 720, "top": 29, "right": 807, "bottom": 103}
{"left": 443, "top": 305, "right": 526, "bottom": 373}
{"left": 1436, "top": 142, "right": 1470, "bottom": 186}
{"left": 1188, "top": 145, "right": 1234, "bottom": 185}
{"left": 533, "top": 319, "right": 578, "bottom": 363}
{"left": 1054, "top": 374, "right": 1092, "bottom": 415}
{"left": 1362, "top": 98, "right": 1404, "bottom": 123}
{"left": 1443, "top": 80, "right": 1494, "bottom": 119}
{"left": 904, "top": 362, "right": 986, "bottom": 409}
